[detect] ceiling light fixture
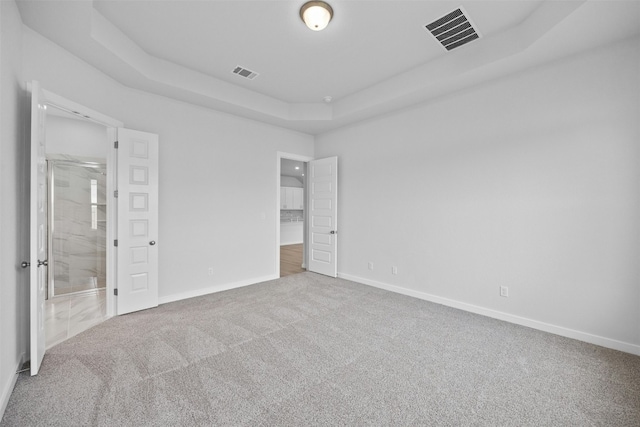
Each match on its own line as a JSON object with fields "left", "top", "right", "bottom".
{"left": 300, "top": 1, "right": 333, "bottom": 31}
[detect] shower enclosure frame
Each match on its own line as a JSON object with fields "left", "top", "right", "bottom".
{"left": 47, "top": 158, "right": 108, "bottom": 299}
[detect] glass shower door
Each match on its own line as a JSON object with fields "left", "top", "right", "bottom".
{"left": 48, "top": 159, "right": 107, "bottom": 297}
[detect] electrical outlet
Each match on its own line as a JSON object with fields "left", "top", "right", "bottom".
{"left": 392, "top": 266, "right": 398, "bottom": 275}
{"left": 368, "top": 261, "right": 374, "bottom": 271}
{"left": 208, "top": 267, "right": 214, "bottom": 276}
{"left": 500, "top": 286, "right": 508, "bottom": 297}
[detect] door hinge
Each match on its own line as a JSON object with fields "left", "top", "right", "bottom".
{"left": 114, "top": 190, "right": 118, "bottom": 198}
{"left": 114, "top": 288, "right": 118, "bottom": 296}
{"left": 114, "top": 141, "right": 119, "bottom": 149}
{"left": 114, "top": 239, "right": 118, "bottom": 247}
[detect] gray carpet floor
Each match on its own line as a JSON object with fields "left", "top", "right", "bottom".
{"left": 2, "top": 272, "right": 639, "bottom": 426}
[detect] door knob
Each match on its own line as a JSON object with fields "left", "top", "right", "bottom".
{"left": 330, "top": 230, "right": 337, "bottom": 234}
{"left": 37, "top": 259, "right": 48, "bottom": 267}
{"left": 149, "top": 241, "right": 156, "bottom": 246}
{"left": 21, "top": 261, "right": 30, "bottom": 268}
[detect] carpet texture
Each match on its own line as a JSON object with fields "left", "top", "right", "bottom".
{"left": 2, "top": 272, "right": 639, "bottom": 426}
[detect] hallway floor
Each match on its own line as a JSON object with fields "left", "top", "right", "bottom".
{"left": 45, "top": 289, "right": 108, "bottom": 349}
{"left": 280, "top": 244, "right": 305, "bottom": 277}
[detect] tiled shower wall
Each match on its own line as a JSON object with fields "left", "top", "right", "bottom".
{"left": 50, "top": 160, "right": 107, "bottom": 296}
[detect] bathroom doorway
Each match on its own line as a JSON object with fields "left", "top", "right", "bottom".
{"left": 44, "top": 106, "right": 110, "bottom": 349}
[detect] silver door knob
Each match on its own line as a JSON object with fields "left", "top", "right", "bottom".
{"left": 21, "top": 261, "right": 30, "bottom": 268}
{"left": 37, "top": 259, "right": 48, "bottom": 267}
{"left": 330, "top": 230, "right": 336, "bottom": 234}
{"left": 149, "top": 241, "right": 156, "bottom": 246}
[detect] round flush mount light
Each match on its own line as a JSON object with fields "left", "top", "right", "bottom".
{"left": 300, "top": 1, "right": 333, "bottom": 31}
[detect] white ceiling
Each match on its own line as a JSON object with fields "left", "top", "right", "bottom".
{"left": 93, "top": 0, "right": 542, "bottom": 104}
{"left": 16, "top": 0, "right": 640, "bottom": 135}
{"left": 281, "top": 159, "right": 305, "bottom": 178}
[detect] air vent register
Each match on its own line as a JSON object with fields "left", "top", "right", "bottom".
{"left": 425, "top": 8, "right": 481, "bottom": 51}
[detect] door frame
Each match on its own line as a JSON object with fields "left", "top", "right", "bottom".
{"left": 276, "top": 152, "right": 313, "bottom": 276}
{"left": 41, "top": 89, "right": 123, "bottom": 317}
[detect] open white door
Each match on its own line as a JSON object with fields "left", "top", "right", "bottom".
{"left": 307, "top": 157, "right": 338, "bottom": 277}
{"left": 116, "top": 128, "right": 159, "bottom": 315}
{"left": 28, "top": 81, "right": 47, "bottom": 375}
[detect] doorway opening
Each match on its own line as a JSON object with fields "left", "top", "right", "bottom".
{"left": 277, "top": 153, "right": 314, "bottom": 278}
{"left": 43, "top": 106, "right": 111, "bottom": 349}
{"left": 280, "top": 159, "right": 306, "bottom": 277}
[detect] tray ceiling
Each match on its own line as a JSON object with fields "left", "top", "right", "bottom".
{"left": 16, "top": 1, "right": 640, "bottom": 134}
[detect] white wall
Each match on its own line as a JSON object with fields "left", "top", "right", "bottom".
{"left": 21, "top": 27, "right": 314, "bottom": 300}
{"left": 281, "top": 176, "right": 303, "bottom": 187}
{"left": 0, "top": 0, "right": 28, "bottom": 417}
{"left": 315, "top": 36, "right": 640, "bottom": 354}
{"left": 45, "top": 114, "right": 108, "bottom": 158}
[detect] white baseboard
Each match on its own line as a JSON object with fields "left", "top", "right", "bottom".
{"left": 158, "top": 274, "right": 278, "bottom": 305}
{"left": 339, "top": 273, "right": 640, "bottom": 356}
{"left": 1, "top": 353, "right": 24, "bottom": 421}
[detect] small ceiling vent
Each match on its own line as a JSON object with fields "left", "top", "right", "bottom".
{"left": 425, "top": 7, "right": 481, "bottom": 51}
{"left": 232, "top": 66, "right": 259, "bottom": 80}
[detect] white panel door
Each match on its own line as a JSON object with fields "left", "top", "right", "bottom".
{"left": 28, "top": 81, "right": 47, "bottom": 375}
{"left": 307, "top": 157, "right": 338, "bottom": 277}
{"left": 116, "top": 129, "right": 159, "bottom": 315}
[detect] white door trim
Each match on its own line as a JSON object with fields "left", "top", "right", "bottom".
{"left": 276, "top": 152, "right": 313, "bottom": 276}
{"left": 42, "top": 89, "right": 122, "bottom": 128}
{"left": 40, "top": 88, "right": 123, "bottom": 317}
